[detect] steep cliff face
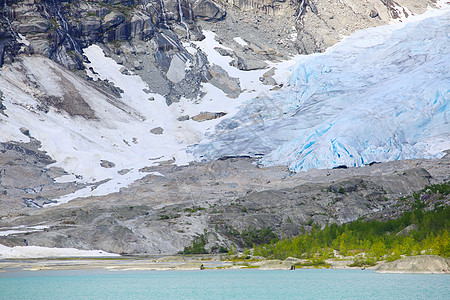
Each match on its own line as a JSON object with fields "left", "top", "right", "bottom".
{"left": 0, "top": 0, "right": 440, "bottom": 69}
{"left": 207, "top": 0, "right": 437, "bottom": 53}
{"left": 1, "top": 0, "right": 157, "bottom": 69}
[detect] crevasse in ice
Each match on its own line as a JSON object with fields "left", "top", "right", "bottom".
{"left": 194, "top": 9, "right": 450, "bottom": 172}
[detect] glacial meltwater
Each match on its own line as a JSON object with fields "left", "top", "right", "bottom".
{"left": 0, "top": 269, "right": 449, "bottom": 299}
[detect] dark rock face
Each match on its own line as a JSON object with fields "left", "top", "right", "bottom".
{"left": 0, "top": 0, "right": 159, "bottom": 68}
{"left": 1, "top": 0, "right": 215, "bottom": 105}
{"left": 380, "top": 0, "right": 405, "bottom": 19}
{"left": 129, "top": 11, "right": 155, "bottom": 40}
{"left": 0, "top": 40, "right": 4, "bottom": 66}
{"left": 0, "top": 0, "right": 437, "bottom": 69}
{"left": 0, "top": 89, "right": 5, "bottom": 115}
{"left": 79, "top": 16, "right": 102, "bottom": 36}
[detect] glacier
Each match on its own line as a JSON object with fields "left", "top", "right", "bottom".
{"left": 194, "top": 8, "right": 450, "bottom": 172}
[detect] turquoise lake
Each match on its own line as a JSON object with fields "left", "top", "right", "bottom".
{"left": 0, "top": 269, "right": 449, "bottom": 299}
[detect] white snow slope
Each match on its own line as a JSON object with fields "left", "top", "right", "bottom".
{"left": 195, "top": 8, "right": 450, "bottom": 172}
{"left": 0, "top": 31, "right": 295, "bottom": 204}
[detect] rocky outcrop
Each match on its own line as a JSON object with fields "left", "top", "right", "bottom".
{"left": 0, "top": 139, "right": 81, "bottom": 212}
{"left": 193, "top": 0, "right": 226, "bottom": 21}
{"left": 103, "top": 11, "right": 126, "bottom": 29}
{"left": 17, "top": 17, "right": 52, "bottom": 34}
{"left": 224, "top": 0, "right": 297, "bottom": 15}
{"left": 376, "top": 255, "right": 450, "bottom": 273}
{"left": 207, "top": 64, "right": 241, "bottom": 98}
{"left": 396, "top": 224, "right": 419, "bottom": 236}
{"left": 191, "top": 111, "right": 227, "bottom": 122}
{"left": 1, "top": 0, "right": 438, "bottom": 68}
{"left": 0, "top": 0, "right": 157, "bottom": 69}
{"left": 0, "top": 90, "right": 5, "bottom": 115}
{"left": 199, "top": 0, "right": 437, "bottom": 57}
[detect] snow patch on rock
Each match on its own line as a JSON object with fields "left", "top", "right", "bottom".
{"left": 0, "top": 244, "right": 119, "bottom": 259}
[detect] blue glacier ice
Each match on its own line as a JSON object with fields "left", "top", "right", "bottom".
{"left": 194, "top": 9, "right": 450, "bottom": 172}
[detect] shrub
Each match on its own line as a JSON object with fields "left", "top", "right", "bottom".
{"left": 182, "top": 234, "right": 208, "bottom": 254}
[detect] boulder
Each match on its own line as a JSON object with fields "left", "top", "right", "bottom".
{"left": 150, "top": 127, "right": 164, "bottom": 135}
{"left": 284, "top": 257, "right": 302, "bottom": 263}
{"left": 232, "top": 56, "right": 268, "bottom": 71}
{"left": 375, "top": 255, "right": 450, "bottom": 274}
{"left": 177, "top": 115, "right": 190, "bottom": 121}
{"left": 193, "top": 0, "right": 226, "bottom": 21}
{"left": 369, "top": 9, "right": 379, "bottom": 18}
{"left": 166, "top": 55, "right": 186, "bottom": 83}
{"left": 133, "top": 60, "right": 142, "bottom": 70}
{"left": 214, "top": 47, "right": 233, "bottom": 57}
{"left": 103, "top": 11, "right": 126, "bottom": 29}
{"left": 259, "top": 67, "right": 278, "bottom": 85}
{"left": 396, "top": 224, "right": 419, "bottom": 236}
{"left": 207, "top": 64, "right": 241, "bottom": 98}
{"left": 100, "top": 160, "right": 116, "bottom": 168}
{"left": 192, "top": 112, "right": 226, "bottom": 122}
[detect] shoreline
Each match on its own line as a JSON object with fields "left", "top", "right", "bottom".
{"left": 0, "top": 255, "right": 379, "bottom": 273}
{"left": 2, "top": 255, "right": 448, "bottom": 274}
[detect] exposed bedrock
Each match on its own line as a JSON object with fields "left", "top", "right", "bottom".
{"left": 0, "top": 154, "right": 448, "bottom": 255}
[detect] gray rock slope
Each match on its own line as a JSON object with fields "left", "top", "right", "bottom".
{"left": 1, "top": 154, "right": 448, "bottom": 255}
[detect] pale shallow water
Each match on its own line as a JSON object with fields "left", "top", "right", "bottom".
{"left": 0, "top": 269, "right": 448, "bottom": 299}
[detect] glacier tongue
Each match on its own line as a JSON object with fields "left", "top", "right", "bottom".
{"left": 195, "top": 8, "right": 450, "bottom": 172}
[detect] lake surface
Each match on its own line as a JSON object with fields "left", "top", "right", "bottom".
{"left": 0, "top": 269, "right": 449, "bottom": 299}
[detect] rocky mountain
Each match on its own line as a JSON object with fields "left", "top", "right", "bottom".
{"left": 0, "top": 0, "right": 449, "bottom": 255}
